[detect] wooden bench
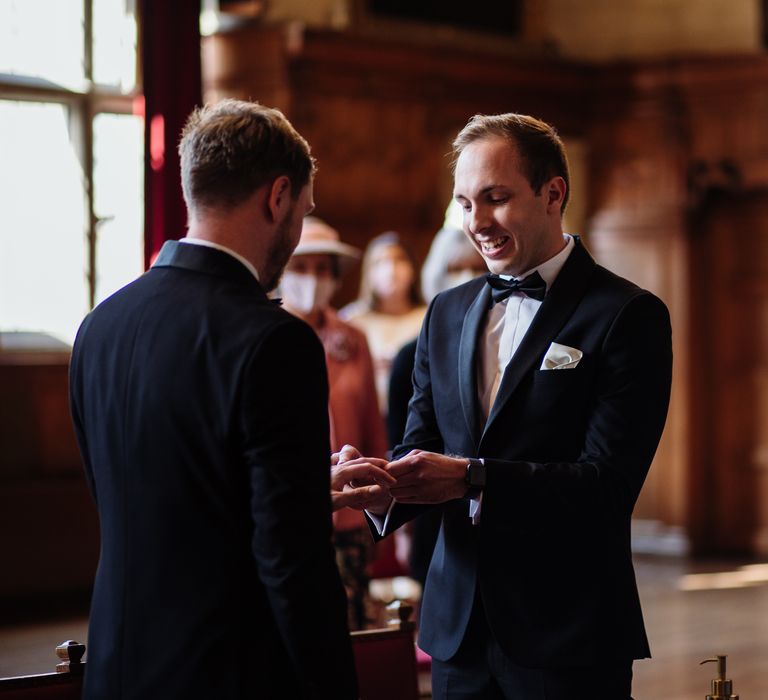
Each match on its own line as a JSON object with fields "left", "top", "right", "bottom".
{"left": 0, "top": 641, "right": 84, "bottom": 700}
{"left": 0, "top": 603, "right": 421, "bottom": 699}
{"left": 352, "top": 601, "right": 420, "bottom": 700}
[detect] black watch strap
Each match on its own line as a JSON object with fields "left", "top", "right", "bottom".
{"left": 464, "top": 458, "right": 486, "bottom": 499}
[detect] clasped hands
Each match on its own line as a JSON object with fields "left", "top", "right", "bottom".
{"left": 330, "top": 445, "right": 469, "bottom": 513}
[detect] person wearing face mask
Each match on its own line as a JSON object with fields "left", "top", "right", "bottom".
{"left": 281, "top": 216, "right": 389, "bottom": 630}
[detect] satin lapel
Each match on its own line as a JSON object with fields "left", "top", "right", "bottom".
{"left": 458, "top": 284, "right": 492, "bottom": 448}
{"left": 481, "top": 239, "right": 596, "bottom": 439}
{"left": 153, "top": 240, "right": 265, "bottom": 295}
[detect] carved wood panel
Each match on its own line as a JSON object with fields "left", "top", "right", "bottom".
{"left": 586, "top": 87, "right": 689, "bottom": 540}
{"left": 689, "top": 191, "right": 768, "bottom": 555}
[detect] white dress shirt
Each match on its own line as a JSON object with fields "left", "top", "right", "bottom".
{"left": 469, "top": 234, "right": 575, "bottom": 522}
{"left": 479, "top": 235, "right": 575, "bottom": 418}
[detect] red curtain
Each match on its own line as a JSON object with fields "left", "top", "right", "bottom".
{"left": 140, "top": 0, "right": 202, "bottom": 269}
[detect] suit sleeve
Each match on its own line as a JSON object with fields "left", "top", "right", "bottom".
{"left": 240, "top": 318, "right": 357, "bottom": 699}
{"left": 69, "top": 315, "right": 98, "bottom": 500}
{"left": 485, "top": 292, "right": 672, "bottom": 524}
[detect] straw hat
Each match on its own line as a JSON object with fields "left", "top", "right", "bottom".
{"left": 293, "top": 217, "right": 361, "bottom": 268}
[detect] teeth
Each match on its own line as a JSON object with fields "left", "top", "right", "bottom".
{"left": 480, "top": 237, "right": 506, "bottom": 252}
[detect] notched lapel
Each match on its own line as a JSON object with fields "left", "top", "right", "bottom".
{"left": 458, "top": 284, "right": 491, "bottom": 448}
{"left": 482, "top": 240, "right": 596, "bottom": 439}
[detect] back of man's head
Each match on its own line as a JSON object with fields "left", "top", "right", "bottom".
{"left": 179, "top": 99, "right": 315, "bottom": 219}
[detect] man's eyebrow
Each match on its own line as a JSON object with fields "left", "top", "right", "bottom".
{"left": 455, "top": 184, "right": 507, "bottom": 199}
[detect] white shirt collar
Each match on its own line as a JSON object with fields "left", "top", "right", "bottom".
{"left": 500, "top": 234, "right": 575, "bottom": 290}
{"left": 178, "top": 237, "right": 261, "bottom": 283}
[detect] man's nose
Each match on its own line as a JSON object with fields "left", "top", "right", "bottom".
{"left": 468, "top": 206, "right": 491, "bottom": 234}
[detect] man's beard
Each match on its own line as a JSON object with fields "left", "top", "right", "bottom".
{"left": 261, "top": 205, "right": 297, "bottom": 293}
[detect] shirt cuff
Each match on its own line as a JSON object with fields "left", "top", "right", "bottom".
{"left": 469, "top": 493, "right": 483, "bottom": 525}
{"left": 468, "top": 458, "right": 485, "bottom": 525}
{"left": 366, "top": 498, "right": 395, "bottom": 536}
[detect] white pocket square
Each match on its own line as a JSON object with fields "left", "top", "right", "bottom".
{"left": 540, "top": 342, "right": 583, "bottom": 370}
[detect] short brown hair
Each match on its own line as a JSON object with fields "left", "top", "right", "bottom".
{"left": 179, "top": 99, "right": 316, "bottom": 215}
{"left": 453, "top": 113, "right": 570, "bottom": 213}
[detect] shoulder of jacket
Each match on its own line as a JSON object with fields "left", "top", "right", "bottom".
{"left": 588, "top": 264, "right": 666, "bottom": 309}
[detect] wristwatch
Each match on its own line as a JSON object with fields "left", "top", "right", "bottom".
{"left": 464, "top": 458, "right": 486, "bottom": 500}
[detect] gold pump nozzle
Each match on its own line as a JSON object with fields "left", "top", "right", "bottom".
{"left": 700, "top": 655, "right": 739, "bottom": 700}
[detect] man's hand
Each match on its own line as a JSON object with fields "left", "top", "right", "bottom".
{"left": 386, "top": 450, "right": 468, "bottom": 504}
{"left": 330, "top": 445, "right": 395, "bottom": 513}
{"left": 331, "top": 443, "right": 363, "bottom": 466}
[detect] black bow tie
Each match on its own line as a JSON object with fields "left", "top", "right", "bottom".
{"left": 485, "top": 271, "right": 547, "bottom": 303}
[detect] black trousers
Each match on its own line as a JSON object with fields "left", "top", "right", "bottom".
{"left": 430, "top": 598, "right": 634, "bottom": 700}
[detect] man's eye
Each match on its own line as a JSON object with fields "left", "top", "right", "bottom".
{"left": 489, "top": 196, "right": 508, "bottom": 205}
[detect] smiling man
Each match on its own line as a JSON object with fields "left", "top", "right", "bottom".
{"left": 360, "top": 113, "right": 673, "bottom": 699}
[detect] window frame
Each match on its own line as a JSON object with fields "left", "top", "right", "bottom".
{"left": 0, "top": 0, "right": 141, "bottom": 312}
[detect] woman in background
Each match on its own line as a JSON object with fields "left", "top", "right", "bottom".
{"left": 281, "top": 217, "right": 388, "bottom": 630}
{"left": 340, "top": 232, "right": 427, "bottom": 414}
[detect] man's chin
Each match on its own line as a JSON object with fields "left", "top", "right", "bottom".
{"left": 485, "top": 259, "right": 516, "bottom": 276}
{"left": 261, "top": 264, "right": 287, "bottom": 294}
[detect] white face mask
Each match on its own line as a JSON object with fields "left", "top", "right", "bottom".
{"left": 281, "top": 272, "right": 337, "bottom": 315}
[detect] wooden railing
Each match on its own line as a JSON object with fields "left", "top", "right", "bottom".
{"left": 0, "top": 603, "right": 421, "bottom": 699}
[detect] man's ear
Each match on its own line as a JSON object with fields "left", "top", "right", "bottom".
{"left": 266, "top": 175, "right": 292, "bottom": 223}
{"left": 545, "top": 177, "right": 567, "bottom": 213}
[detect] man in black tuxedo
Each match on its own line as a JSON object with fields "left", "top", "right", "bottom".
{"left": 69, "top": 100, "right": 374, "bottom": 699}
{"left": 354, "top": 113, "right": 672, "bottom": 698}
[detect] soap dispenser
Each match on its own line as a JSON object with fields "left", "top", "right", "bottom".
{"left": 700, "top": 655, "right": 739, "bottom": 699}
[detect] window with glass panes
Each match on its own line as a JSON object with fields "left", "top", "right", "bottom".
{"left": 0, "top": 0, "right": 142, "bottom": 346}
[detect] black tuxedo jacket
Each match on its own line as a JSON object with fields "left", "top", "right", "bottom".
{"left": 70, "top": 241, "right": 356, "bottom": 699}
{"left": 379, "top": 238, "right": 672, "bottom": 668}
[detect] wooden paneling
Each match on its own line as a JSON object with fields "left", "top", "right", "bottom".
{"left": 688, "top": 192, "right": 768, "bottom": 555}
{"left": 588, "top": 57, "right": 768, "bottom": 554}
{"left": 203, "top": 25, "right": 594, "bottom": 300}
{"left": 0, "top": 353, "right": 98, "bottom": 604}
{"left": 0, "top": 356, "right": 81, "bottom": 477}
{"left": 586, "top": 67, "right": 689, "bottom": 541}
